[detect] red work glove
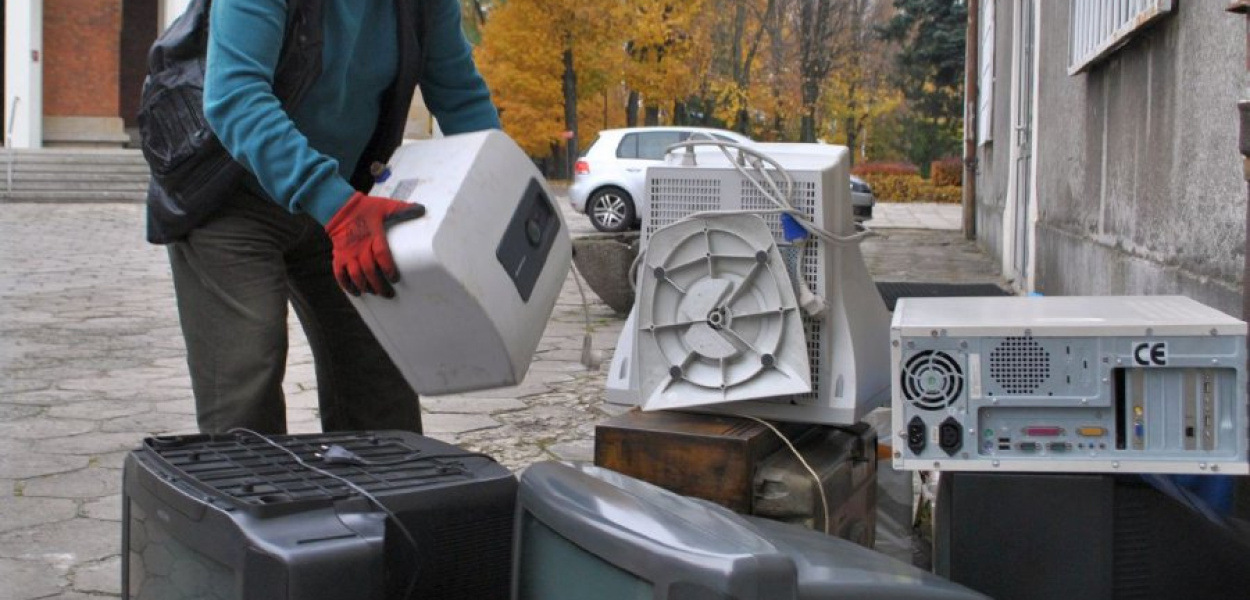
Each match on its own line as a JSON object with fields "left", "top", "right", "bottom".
{"left": 324, "top": 192, "right": 426, "bottom": 297}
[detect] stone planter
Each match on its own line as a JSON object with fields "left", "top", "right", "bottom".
{"left": 571, "top": 232, "right": 640, "bottom": 315}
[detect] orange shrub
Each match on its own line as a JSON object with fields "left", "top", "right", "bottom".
{"left": 857, "top": 173, "right": 927, "bottom": 203}
{"left": 852, "top": 161, "right": 920, "bottom": 177}
{"left": 855, "top": 175, "right": 963, "bottom": 204}
{"left": 929, "top": 185, "right": 963, "bottom": 204}
{"left": 930, "top": 158, "right": 963, "bottom": 187}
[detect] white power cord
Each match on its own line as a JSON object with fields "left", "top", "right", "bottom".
{"left": 663, "top": 139, "right": 877, "bottom": 247}
{"left": 569, "top": 257, "right": 603, "bottom": 370}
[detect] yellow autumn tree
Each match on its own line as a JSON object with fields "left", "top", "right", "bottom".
{"left": 477, "top": 0, "right": 627, "bottom": 172}
{"left": 822, "top": 0, "right": 901, "bottom": 163}
{"left": 702, "top": 0, "right": 779, "bottom": 135}
{"left": 477, "top": 0, "right": 916, "bottom": 159}
{"left": 474, "top": 0, "right": 564, "bottom": 156}
{"left": 619, "top": 0, "right": 707, "bottom": 124}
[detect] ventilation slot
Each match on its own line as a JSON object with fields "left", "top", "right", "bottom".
{"left": 989, "top": 336, "right": 1051, "bottom": 394}
{"left": 901, "top": 350, "right": 964, "bottom": 410}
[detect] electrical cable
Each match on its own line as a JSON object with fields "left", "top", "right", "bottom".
{"left": 228, "top": 428, "right": 426, "bottom": 600}
{"left": 735, "top": 416, "right": 832, "bottom": 536}
{"left": 664, "top": 139, "right": 878, "bottom": 247}
{"left": 569, "top": 258, "right": 603, "bottom": 369}
{"left": 318, "top": 445, "right": 494, "bottom": 466}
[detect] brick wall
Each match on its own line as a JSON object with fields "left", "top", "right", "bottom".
{"left": 44, "top": 0, "right": 123, "bottom": 117}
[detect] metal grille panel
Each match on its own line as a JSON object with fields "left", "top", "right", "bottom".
{"left": 645, "top": 178, "right": 721, "bottom": 241}
{"left": 744, "top": 179, "right": 822, "bottom": 401}
{"left": 989, "top": 336, "right": 1052, "bottom": 395}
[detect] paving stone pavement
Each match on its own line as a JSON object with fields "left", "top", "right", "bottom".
{"left": 0, "top": 199, "right": 997, "bottom": 599}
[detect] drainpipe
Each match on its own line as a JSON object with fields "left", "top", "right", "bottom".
{"left": 1227, "top": 0, "right": 1249, "bottom": 520}
{"left": 963, "top": 0, "right": 980, "bottom": 241}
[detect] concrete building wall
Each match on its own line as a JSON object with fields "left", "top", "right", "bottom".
{"left": 974, "top": 0, "right": 1016, "bottom": 272}
{"left": 986, "top": 1, "right": 1245, "bottom": 317}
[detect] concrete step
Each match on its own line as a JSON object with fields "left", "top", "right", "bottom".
{"left": 0, "top": 190, "right": 146, "bottom": 203}
{"left": 9, "top": 164, "right": 152, "bottom": 175}
{"left": 7, "top": 171, "right": 152, "bottom": 182}
{"left": 2, "top": 148, "right": 151, "bottom": 202}
{"left": 5, "top": 149, "right": 147, "bottom": 163}
{"left": 7, "top": 180, "right": 149, "bottom": 192}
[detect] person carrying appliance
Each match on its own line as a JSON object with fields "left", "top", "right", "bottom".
{"left": 158, "top": 0, "right": 500, "bottom": 434}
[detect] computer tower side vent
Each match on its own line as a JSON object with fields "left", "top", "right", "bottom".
{"left": 989, "top": 335, "right": 1051, "bottom": 394}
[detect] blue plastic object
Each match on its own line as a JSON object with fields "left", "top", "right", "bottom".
{"left": 780, "top": 214, "right": 808, "bottom": 242}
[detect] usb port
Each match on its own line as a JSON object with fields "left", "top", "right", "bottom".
{"left": 1022, "top": 426, "right": 1063, "bottom": 437}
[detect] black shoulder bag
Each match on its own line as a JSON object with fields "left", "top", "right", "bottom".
{"left": 139, "top": 0, "right": 323, "bottom": 244}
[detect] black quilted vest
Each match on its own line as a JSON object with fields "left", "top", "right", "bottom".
{"left": 141, "top": 0, "right": 430, "bottom": 244}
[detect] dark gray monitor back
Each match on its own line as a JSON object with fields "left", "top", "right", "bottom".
{"left": 935, "top": 472, "right": 1250, "bottom": 600}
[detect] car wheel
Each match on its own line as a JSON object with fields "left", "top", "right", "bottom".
{"left": 588, "top": 187, "right": 635, "bottom": 233}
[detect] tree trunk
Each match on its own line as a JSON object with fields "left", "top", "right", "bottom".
{"left": 562, "top": 45, "right": 579, "bottom": 179}
{"left": 645, "top": 105, "right": 660, "bottom": 126}
{"left": 728, "top": 0, "right": 773, "bottom": 137}
{"left": 800, "top": 111, "right": 816, "bottom": 143}
{"left": 798, "top": 0, "right": 835, "bottom": 143}
{"left": 627, "top": 91, "right": 640, "bottom": 127}
{"left": 549, "top": 141, "right": 564, "bottom": 179}
{"left": 845, "top": 115, "right": 858, "bottom": 167}
{"left": 470, "top": 0, "right": 488, "bottom": 26}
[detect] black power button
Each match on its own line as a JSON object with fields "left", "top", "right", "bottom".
{"left": 525, "top": 217, "right": 543, "bottom": 247}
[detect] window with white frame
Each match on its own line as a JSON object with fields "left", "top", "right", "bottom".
{"left": 978, "top": 0, "right": 995, "bottom": 144}
{"left": 1068, "top": 0, "right": 1174, "bottom": 74}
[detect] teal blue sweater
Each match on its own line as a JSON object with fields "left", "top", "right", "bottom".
{"left": 204, "top": 0, "right": 500, "bottom": 225}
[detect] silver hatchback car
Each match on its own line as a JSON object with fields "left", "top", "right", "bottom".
{"left": 570, "top": 127, "right": 750, "bottom": 232}
{"left": 569, "top": 127, "right": 874, "bottom": 232}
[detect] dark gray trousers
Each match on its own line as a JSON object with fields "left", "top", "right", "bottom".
{"left": 168, "top": 192, "right": 421, "bottom": 435}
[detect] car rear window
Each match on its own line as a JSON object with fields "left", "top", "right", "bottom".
{"left": 615, "top": 134, "right": 638, "bottom": 159}
{"left": 616, "top": 131, "right": 687, "bottom": 160}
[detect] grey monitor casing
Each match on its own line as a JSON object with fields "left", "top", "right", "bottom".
{"left": 513, "top": 461, "right": 987, "bottom": 600}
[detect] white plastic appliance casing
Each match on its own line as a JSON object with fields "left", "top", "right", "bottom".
{"left": 635, "top": 214, "right": 812, "bottom": 410}
{"left": 351, "top": 131, "right": 571, "bottom": 395}
{"left": 610, "top": 143, "right": 892, "bottom": 425}
{"left": 891, "top": 295, "right": 1249, "bottom": 475}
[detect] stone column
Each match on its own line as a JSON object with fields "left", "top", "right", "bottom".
{"left": 1228, "top": 0, "right": 1249, "bottom": 521}
{"left": 4, "top": 0, "right": 43, "bottom": 148}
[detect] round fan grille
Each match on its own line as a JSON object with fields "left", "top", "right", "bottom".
{"left": 989, "top": 336, "right": 1050, "bottom": 394}
{"left": 901, "top": 350, "right": 964, "bottom": 410}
